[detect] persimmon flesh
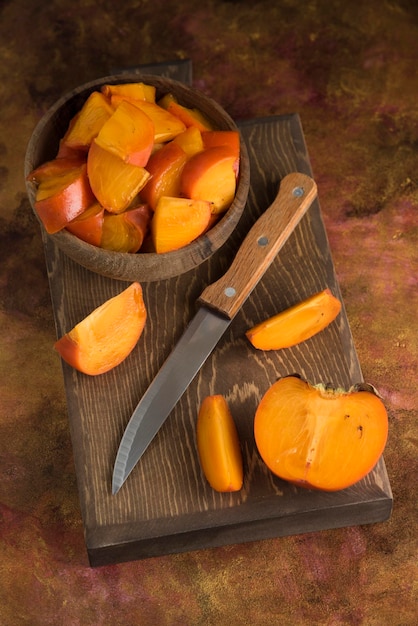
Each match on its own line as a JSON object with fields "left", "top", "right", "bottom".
{"left": 151, "top": 196, "right": 211, "bottom": 253}
{"left": 140, "top": 141, "right": 188, "bottom": 210}
{"left": 100, "top": 204, "right": 152, "bottom": 253}
{"left": 197, "top": 395, "right": 243, "bottom": 492}
{"left": 254, "top": 376, "right": 388, "bottom": 491}
{"left": 54, "top": 282, "right": 147, "bottom": 376}
{"left": 246, "top": 289, "right": 342, "bottom": 350}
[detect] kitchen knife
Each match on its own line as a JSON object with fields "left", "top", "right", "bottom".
{"left": 112, "top": 171, "right": 317, "bottom": 494}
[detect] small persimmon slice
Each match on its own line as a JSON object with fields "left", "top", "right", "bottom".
{"left": 124, "top": 100, "right": 186, "bottom": 143}
{"left": 54, "top": 282, "right": 147, "bottom": 376}
{"left": 34, "top": 163, "right": 95, "bottom": 234}
{"left": 161, "top": 95, "right": 214, "bottom": 131}
{"left": 179, "top": 146, "right": 238, "bottom": 214}
{"left": 246, "top": 289, "right": 342, "bottom": 350}
{"left": 202, "top": 130, "right": 240, "bottom": 158}
{"left": 172, "top": 126, "right": 204, "bottom": 158}
{"left": 197, "top": 395, "right": 243, "bottom": 492}
{"left": 102, "top": 82, "right": 156, "bottom": 103}
{"left": 151, "top": 196, "right": 211, "bottom": 253}
{"left": 100, "top": 204, "right": 152, "bottom": 253}
{"left": 60, "top": 91, "right": 114, "bottom": 152}
{"left": 94, "top": 100, "right": 154, "bottom": 166}
{"left": 27, "top": 156, "right": 86, "bottom": 184}
{"left": 87, "top": 140, "right": 150, "bottom": 214}
{"left": 66, "top": 201, "right": 105, "bottom": 246}
{"left": 254, "top": 375, "right": 388, "bottom": 491}
{"left": 140, "top": 141, "right": 188, "bottom": 210}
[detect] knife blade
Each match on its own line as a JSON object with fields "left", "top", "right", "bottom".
{"left": 112, "top": 171, "right": 317, "bottom": 494}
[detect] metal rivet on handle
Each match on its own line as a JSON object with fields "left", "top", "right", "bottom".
{"left": 293, "top": 186, "right": 304, "bottom": 197}
{"left": 224, "top": 287, "right": 236, "bottom": 297}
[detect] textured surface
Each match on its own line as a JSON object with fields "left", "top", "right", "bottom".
{"left": 0, "top": 0, "right": 417, "bottom": 624}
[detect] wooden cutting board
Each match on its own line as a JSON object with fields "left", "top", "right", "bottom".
{"left": 41, "top": 61, "right": 392, "bottom": 567}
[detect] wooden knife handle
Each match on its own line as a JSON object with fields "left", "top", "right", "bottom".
{"left": 198, "top": 172, "right": 317, "bottom": 319}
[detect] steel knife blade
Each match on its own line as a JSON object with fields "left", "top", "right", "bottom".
{"left": 112, "top": 171, "right": 317, "bottom": 494}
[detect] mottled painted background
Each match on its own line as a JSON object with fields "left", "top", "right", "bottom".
{"left": 1, "top": 0, "right": 417, "bottom": 624}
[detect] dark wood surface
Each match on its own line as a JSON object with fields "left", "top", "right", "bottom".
{"left": 41, "top": 64, "right": 392, "bottom": 567}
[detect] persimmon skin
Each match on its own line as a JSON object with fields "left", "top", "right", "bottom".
{"left": 140, "top": 141, "right": 188, "bottom": 211}
{"left": 254, "top": 376, "right": 388, "bottom": 492}
{"left": 66, "top": 202, "right": 105, "bottom": 246}
{"left": 197, "top": 395, "right": 243, "bottom": 492}
{"left": 34, "top": 163, "right": 95, "bottom": 234}
{"left": 246, "top": 289, "right": 342, "bottom": 350}
{"left": 54, "top": 282, "right": 147, "bottom": 376}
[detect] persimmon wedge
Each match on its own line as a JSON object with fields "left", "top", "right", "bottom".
{"left": 254, "top": 375, "right": 388, "bottom": 491}
{"left": 87, "top": 140, "right": 150, "bottom": 213}
{"left": 140, "top": 141, "right": 188, "bottom": 210}
{"left": 94, "top": 100, "right": 154, "bottom": 166}
{"left": 151, "top": 196, "right": 212, "bottom": 253}
{"left": 54, "top": 282, "right": 147, "bottom": 376}
{"left": 197, "top": 395, "right": 243, "bottom": 492}
{"left": 180, "top": 145, "right": 238, "bottom": 214}
{"left": 66, "top": 201, "right": 105, "bottom": 246}
{"left": 100, "top": 204, "right": 152, "bottom": 253}
{"left": 34, "top": 162, "right": 95, "bottom": 234}
{"left": 60, "top": 91, "right": 114, "bottom": 152}
{"left": 246, "top": 289, "right": 342, "bottom": 350}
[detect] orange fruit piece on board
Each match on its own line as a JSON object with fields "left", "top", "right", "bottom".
{"left": 254, "top": 375, "right": 388, "bottom": 491}
{"left": 54, "top": 282, "right": 147, "bottom": 376}
{"left": 151, "top": 196, "right": 211, "bottom": 253}
{"left": 60, "top": 91, "right": 114, "bottom": 152}
{"left": 140, "top": 141, "right": 188, "bottom": 211}
{"left": 94, "top": 100, "right": 155, "bottom": 166}
{"left": 34, "top": 162, "right": 95, "bottom": 234}
{"left": 66, "top": 202, "right": 105, "bottom": 247}
{"left": 87, "top": 140, "right": 150, "bottom": 213}
{"left": 197, "top": 395, "right": 243, "bottom": 492}
{"left": 100, "top": 204, "right": 152, "bottom": 253}
{"left": 179, "top": 145, "right": 238, "bottom": 214}
{"left": 246, "top": 289, "right": 342, "bottom": 350}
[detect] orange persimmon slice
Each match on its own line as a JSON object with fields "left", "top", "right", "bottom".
{"left": 66, "top": 201, "right": 105, "bottom": 247}
{"left": 151, "top": 196, "right": 211, "bottom": 253}
{"left": 172, "top": 126, "right": 204, "bottom": 158}
{"left": 202, "top": 130, "right": 240, "bottom": 158}
{"left": 140, "top": 141, "right": 188, "bottom": 210}
{"left": 102, "top": 82, "right": 156, "bottom": 103}
{"left": 34, "top": 163, "right": 95, "bottom": 234}
{"left": 197, "top": 395, "right": 243, "bottom": 492}
{"left": 179, "top": 145, "right": 238, "bottom": 214}
{"left": 100, "top": 204, "right": 152, "bottom": 253}
{"left": 254, "top": 375, "right": 388, "bottom": 491}
{"left": 60, "top": 91, "right": 114, "bottom": 152}
{"left": 123, "top": 100, "right": 186, "bottom": 143}
{"left": 159, "top": 94, "right": 214, "bottom": 131}
{"left": 87, "top": 140, "right": 150, "bottom": 213}
{"left": 54, "top": 282, "right": 147, "bottom": 376}
{"left": 94, "top": 100, "right": 155, "bottom": 166}
{"left": 246, "top": 289, "right": 342, "bottom": 350}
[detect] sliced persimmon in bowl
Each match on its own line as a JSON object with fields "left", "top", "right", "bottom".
{"left": 54, "top": 282, "right": 147, "bottom": 376}
{"left": 151, "top": 196, "right": 212, "bottom": 253}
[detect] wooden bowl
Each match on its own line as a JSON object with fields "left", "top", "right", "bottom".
{"left": 25, "top": 73, "right": 250, "bottom": 282}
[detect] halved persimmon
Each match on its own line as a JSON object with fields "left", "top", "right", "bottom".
{"left": 197, "top": 395, "right": 243, "bottom": 492}
{"left": 54, "top": 282, "right": 147, "bottom": 376}
{"left": 246, "top": 289, "right": 342, "bottom": 350}
{"left": 151, "top": 196, "right": 211, "bottom": 253}
{"left": 254, "top": 375, "right": 388, "bottom": 491}
{"left": 87, "top": 140, "right": 150, "bottom": 213}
